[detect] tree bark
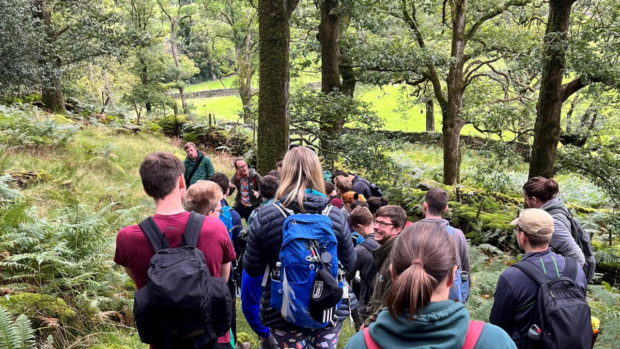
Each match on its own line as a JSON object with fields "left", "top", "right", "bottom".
{"left": 425, "top": 99, "right": 435, "bottom": 132}
{"left": 169, "top": 24, "right": 188, "bottom": 114}
{"left": 257, "top": 0, "right": 300, "bottom": 175}
{"left": 529, "top": 0, "right": 575, "bottom": 179}
{"left": 36, "top": 0, "right": 65, "bottom": 113}
{"left": 41, "top": 71, "right": 65, "bottom": 113}
{"left": 442, "top": 0, "right": 468, "bottom": 185}
{"left": 239, "top": 26, "right": 255, "bottom": 124}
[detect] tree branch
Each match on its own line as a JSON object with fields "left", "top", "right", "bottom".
{"left": 561, "top": 76, "right": 612, "bottom": 102}
{"left": 466, "top": 0, "right": 532, "bottom": 40}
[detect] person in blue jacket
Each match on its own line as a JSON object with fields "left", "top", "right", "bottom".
{"left": 346, "top": 222, "right": 515, "bottom": 349}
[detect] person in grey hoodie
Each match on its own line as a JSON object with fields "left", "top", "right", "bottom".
{"left": 522, "top": 176, "right": 585, "bottom": 265}
{"left": 421, "top": 188, "right": 470, "bottom": 301}
{"left": 345, "top": 222, "right": 515, "bottom": 349}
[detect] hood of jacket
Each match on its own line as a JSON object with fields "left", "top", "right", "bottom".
{"left": 372, "top": 235, "right": 396, "bottom": 270}
{"left": 278, "top": 191, "right": 330, "bottom": 213}
{"left": 369, "top": 301, "right": 470, "bottom": 349}
{"left": 541, "top": 197, "right": 567, "bottom": 212}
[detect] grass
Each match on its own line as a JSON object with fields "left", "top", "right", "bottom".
{"left": 6, "top": 125, "right": 235, "bottom": 215}
{"left": 184, "top": 76, "right": 237, "bottom": 92}
{"left": 189, "top": 97, "right": 244, "bottom": 123}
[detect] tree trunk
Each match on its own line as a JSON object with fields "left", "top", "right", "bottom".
{"left": 340, "top": 13, "right": 356, "bottom": 97}
{"left": 239, "top": 28, "right": 254, "bottom": 124}
{"left": 318, "top": 0, "right": 343, "bottom": 161}
{"left": 529, "top": 0, "right": 575, "bottom": 179}
{"left": 170, "top": 24, "right": 188, "bottom": 114}
{"left": 41, "top": 72, "right": 65, "bottom": 113}
{"left": 425, "top": 99, "right": 435, "bottom": 132}
{"left": 36, "top": 0, "right": 65, "bottom": 113}
{"left": 257, "top": 0, "right": 299, "bottom": 175}
{"left": 442, "top": 0, "right": 468, "bottom": 185}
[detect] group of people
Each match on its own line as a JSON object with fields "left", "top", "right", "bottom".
{"left": 114, "top": 143, "right": 595, "bottom": 349}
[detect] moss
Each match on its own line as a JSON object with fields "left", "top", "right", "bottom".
{"left": 449, "top": 201, "right": 515, "bottom": 232}
{"left": 52, "top": 114, "right": 75, "bottom": 125}
{"left": 566, "top": 203, "right": 612, "bottom": 214}
{"left": 0, "top": 293, "right": 76, "bottom": 322}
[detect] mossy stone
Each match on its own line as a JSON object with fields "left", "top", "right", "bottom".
{"left": 0, "top": 293, "right": 76, "bottom": 322}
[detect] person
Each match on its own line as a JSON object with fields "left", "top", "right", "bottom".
{"left": 522, "top": 177, "right": 585, "bottom": 265}
{"left": 332, "top": 170, "right": 372, "bottom": 199}
{"left": 346, "top": 207, "right": 380, "bottom": 328}
{"left": 184, "top": 179, "right": 242, "bottom": 347}
{"left": 246, "top": 175, "right": 280, "bottom": 226}
{"left": 114, "top": 152, "right": 235, "bottom": 348}
{"left": 276, "top": 160, "right": 283, "bottom": 172}
{"left": 229, "top": 158, "right": 262, "bottom": 222}
{"left": 350, "top": 200, "right": 369, "bottom": 211}
{"left": 183, "top": 142, "right": 215, "bottom": 187}
{"left": 335, "top": 176, "right": 352, "bottom": 199}
{"left": 346, "top": 222, "right": 516, "bottom": 349}
{"left": 490, "top": 209, "right": 588, "bottom": 349}
{"left": 362, "top": 205, "right": 407, "bottom": 328}
{"left": 367, "top": 196, "right": 388, "bottom": 215}
{"left": 325, "top": 181, "right": 337, "bottom": 199}
{"left": 266, "top": 169, "right": 281, "bottom": 180}
{"left": 209, "top": 172, "right": 243, "bottom": 261}
{"left": 421, "top": 188, "right": 470, "bottom": 302}
{"left": 243, "top": 146, "right": 356, "bottom": 349}
{"left": 239, "top": 175, "right": 281, "bottom": 349}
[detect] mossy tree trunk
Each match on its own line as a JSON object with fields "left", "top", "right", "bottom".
{"left": 256, "top": 0, "right": 300, "bottom": 175}
{"left": 529, "top": 0, "right": 576, "bottom": 179}
{"left": 36, "top": 0, "right": 65, "bottom": 113}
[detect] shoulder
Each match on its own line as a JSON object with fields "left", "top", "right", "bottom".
{"left": 344, "top": 330, "right": 366, "bottom": 349}
{"left": 200, "top": 216, "right": 228, "bottom": 237}
{"left": 116, "top": 224, "right": 142, "bottom": 242}
{"left": 475, "top": 323, "right": 517, "bottom": 349}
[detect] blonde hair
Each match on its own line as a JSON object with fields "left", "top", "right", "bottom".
{"left": 184, "top": 180, "right": 223, "bottom": 214}
{"left": 276, "top": 147, "right": 326, "bottom": 212}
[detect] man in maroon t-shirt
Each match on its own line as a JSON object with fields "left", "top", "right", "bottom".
{"left": 114, "top": 152, "right": 235, "bottom": 349}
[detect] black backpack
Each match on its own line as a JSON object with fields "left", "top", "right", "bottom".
{"left": 133, "top": 212, "right": 232, "bottom": 349}
{"left": 353, "top": 176, "right": 384, "bottom": 198}
{"left": 513, "top": 258, "right": 591, "bottom": 349}
{"left": 547, "top": 207, "right": 597, "bottom": 282}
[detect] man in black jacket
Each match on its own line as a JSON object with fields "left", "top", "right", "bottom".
{"left": 346, "top": 207, "right": 380, "bottom": 328}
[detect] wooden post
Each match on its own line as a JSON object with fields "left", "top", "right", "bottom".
{"left": 213, "top": 114, "right": 216, "bottom": 125}
{"left": 209, "top": 113, "right": 212, "bottom": 128}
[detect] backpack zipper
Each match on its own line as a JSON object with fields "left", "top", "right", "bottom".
{"left": 550, "top": 291, "right": 556, "bottom": 299}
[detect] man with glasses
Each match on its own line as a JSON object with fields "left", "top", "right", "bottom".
{"left": 362, "top": 205, "right": 407, "bottom": 329}
{"left": 228, "top": 159, "right": 262, "bottom": 222}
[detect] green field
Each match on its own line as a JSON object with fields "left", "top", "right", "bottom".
{"left": 185, "top": 76, "right": 237, "bottom": 92}
{"left": 189, "top": 96, "right": 244, "bottom": 123}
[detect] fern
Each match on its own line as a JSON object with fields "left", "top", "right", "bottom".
{"left": 12, "top": 316, "right": 34, "bottom": 349}
{"left": 0, "top": 306, "right": 35, "bottom": 349}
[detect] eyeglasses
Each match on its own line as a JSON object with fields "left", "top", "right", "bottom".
{"left": 208, "top": 209, "right": 223, "bottom": 215}
{"left": 374, "top": 220, "right": 394, "bottom": 229}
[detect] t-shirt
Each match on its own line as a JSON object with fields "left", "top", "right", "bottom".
{"left": 114, "top": 211, "right": 235, "bottom": 344}
{"left": 240, "top": 177, "right": 251, "bottom": 207}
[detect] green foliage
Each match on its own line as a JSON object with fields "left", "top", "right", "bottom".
{"left": 0, "top": 306, "right": 36, "bottom": 349}
{"left": 0, "top": 106, "right": 78, "bottom": 148}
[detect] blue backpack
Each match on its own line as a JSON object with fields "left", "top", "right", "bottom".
{"left": 219, "top": 206, "right": 234, "bottom": 240}
{"left": 269, "top": 204, "right": 342, "bottom": 329}
{"left": 447, "top": 226, "right": 470, "bottom": 303}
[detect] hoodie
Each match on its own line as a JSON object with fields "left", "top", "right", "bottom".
{"left": 346, "top": 301, "right": 516, "bottom": 349}
{"left": 541, "top": 198, "right": 585, "bottom": 265}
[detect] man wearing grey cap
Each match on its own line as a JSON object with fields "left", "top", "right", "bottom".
{"left": 489, "top": 209, "right": 588, "bottom": 349}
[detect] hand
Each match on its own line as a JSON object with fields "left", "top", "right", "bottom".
{"left": 252, "top": 189, "right": 260, "bottom": 198}
{"left": 360, "top": 324, "right": 365, "bottom": 331}
{"left": 229, "top": 183, "right": 236, "bottom": 189}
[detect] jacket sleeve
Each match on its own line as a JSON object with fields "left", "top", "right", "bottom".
{"left": 202, "top": 157, "right": 215, "bottom": 180}
{"left": 240, "top": 270, "right": 270, "bottom": 339}
{"left": 345, "top": 247, "right": 362, "bottom": 280}
{"left": 455, "top": 229, "right": 471, "bottom": 277}
{"left": 332, "top": 208, "right": 356, "bottom": 273}
{"left": 489, "top": 274, "right": 517, "bottom": 333}
{"left": 363, "top": 269, "right": 393, "bottom": 327}
{"left": 550, "top": 220, "right": 585, "bottom": 265}
{"left": 228, "top": 174, "right": 237, "bottom": 197}
{"left": 243, "top": 209, "right": 267, "bottom": 277}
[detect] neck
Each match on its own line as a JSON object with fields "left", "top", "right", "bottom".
{"left": 425, "top": 214, "right": 443, "bottom": 220}
{"left": 154, "top": 193, "right": 185, "bottom": 216}
{"left": 430, "top": 287, "right": 450, "bottom": 303}
{"left": 363, "top": 226, "right": 375, "bottom": 237}
{"left": 239, "top": 171, "right": 248, "bottom": 178}
{"left": 525, "top": 245, "right": 549, "bottom": 254}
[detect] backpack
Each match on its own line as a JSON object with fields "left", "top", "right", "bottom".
{"left": 268, "top": 203, "right": 343, "bottom": 329}
{"left": 353, "top": 176, "right": 384, "bottom": 198}
{"left": 546, "top": 207, "right": 596, "bottom": 282}
{"left": 363, "top": 320, "right": 485, "bottom": 349}
{"left": 219, "top": 206, "right": 234, "bottom": 240}
{"left": 133, "top": 212, "right": 232, "bottom": 348}
{"left": 447, "top": 226, "right": 470, "bottom": 303}
{"left": 512, "top": 257, "right": 592, "bottom": 349}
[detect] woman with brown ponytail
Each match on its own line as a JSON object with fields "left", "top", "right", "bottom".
{"left": 522, "top": 176, "right": 585, "bottom": 266}
{"left": 345, "top": 222, "right": 516, "bottom": 349}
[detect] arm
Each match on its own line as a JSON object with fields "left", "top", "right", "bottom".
{"left": 243, "top": 209, "right": 267, "bottom": 277}
{"left": 489, "top": 274, "right": 516, "bottom": 332}
{"left": 229, "top": 174, "right": 237, "bottom": 196}
{"left": 333, "top": 209, "right": 356, "bottom": 272}
{"left": 123, "top": 267, "right": 135, "bottom": 281}
{"left": 455, "top": 229, "right": 471, "bottom": 276}
{"left": 345, "top": 247, "right": 362, "bottom": 280}
{"left": 221, "top": 262, "right": 231, "bottom": 282}
{"left": 203, "top": 157, "right": 215, "bottom": 180}
{"left": 363, "top": 269, "right": 393, "bottom": 327}
{"left": 240, "top": 270, "right": 271, "bottom": 339}
{"left": 550, "top": 220, "right": 586, "bottom": 265}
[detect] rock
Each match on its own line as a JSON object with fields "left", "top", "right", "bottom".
{"left": 416, "top": 182, "right": 436, "bottom": 191}
{"left": 123, "top": 124, "right": 141, "bottom": 133}
{"left": 5, "top": 171, "right": 54, "bottom": 188}
{"left": 239, "top": 343, "right": 251, "bottom": 349}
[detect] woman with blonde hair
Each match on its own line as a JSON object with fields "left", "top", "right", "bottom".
{"left": 243, "top": 146, "right": 356, "bottom": 349}
{"left": 345, "top": 222, "right": 515, "bottom": 349}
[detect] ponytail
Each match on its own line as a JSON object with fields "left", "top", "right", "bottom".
{"left": 387, "top": 222, "right": 458, "bottom": 320}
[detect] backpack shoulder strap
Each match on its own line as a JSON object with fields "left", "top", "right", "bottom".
{"left": 562, "top": 257, "right": 578, "bottom": 281}
{"left": 322, "top": 204, "right": 334, "bottom": 216}
{"left": 138, "top": 217, "right": 170, "bottom": 251}
{"left": 360, "top": 240, "right": 377, "bottom": 252}
{"left": 462, "top": 320, "right": 485, "bottom": 349}
{"left": 185, "top": 154, "right": 204, "bottom": 186}
{"left": 274, "top": 203, "right": 294, "bottom": 218}
{"left": 446, "top": 225, "right": 455, "bottom": 235}
{"left": 512, "top": 260, "right": 550, "bottom": 285}
{"left": 184, "top": 212, "right": 204, "bottom": 247}
{"left": 363, "top": 328, "right": 381, "bottom": 349}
